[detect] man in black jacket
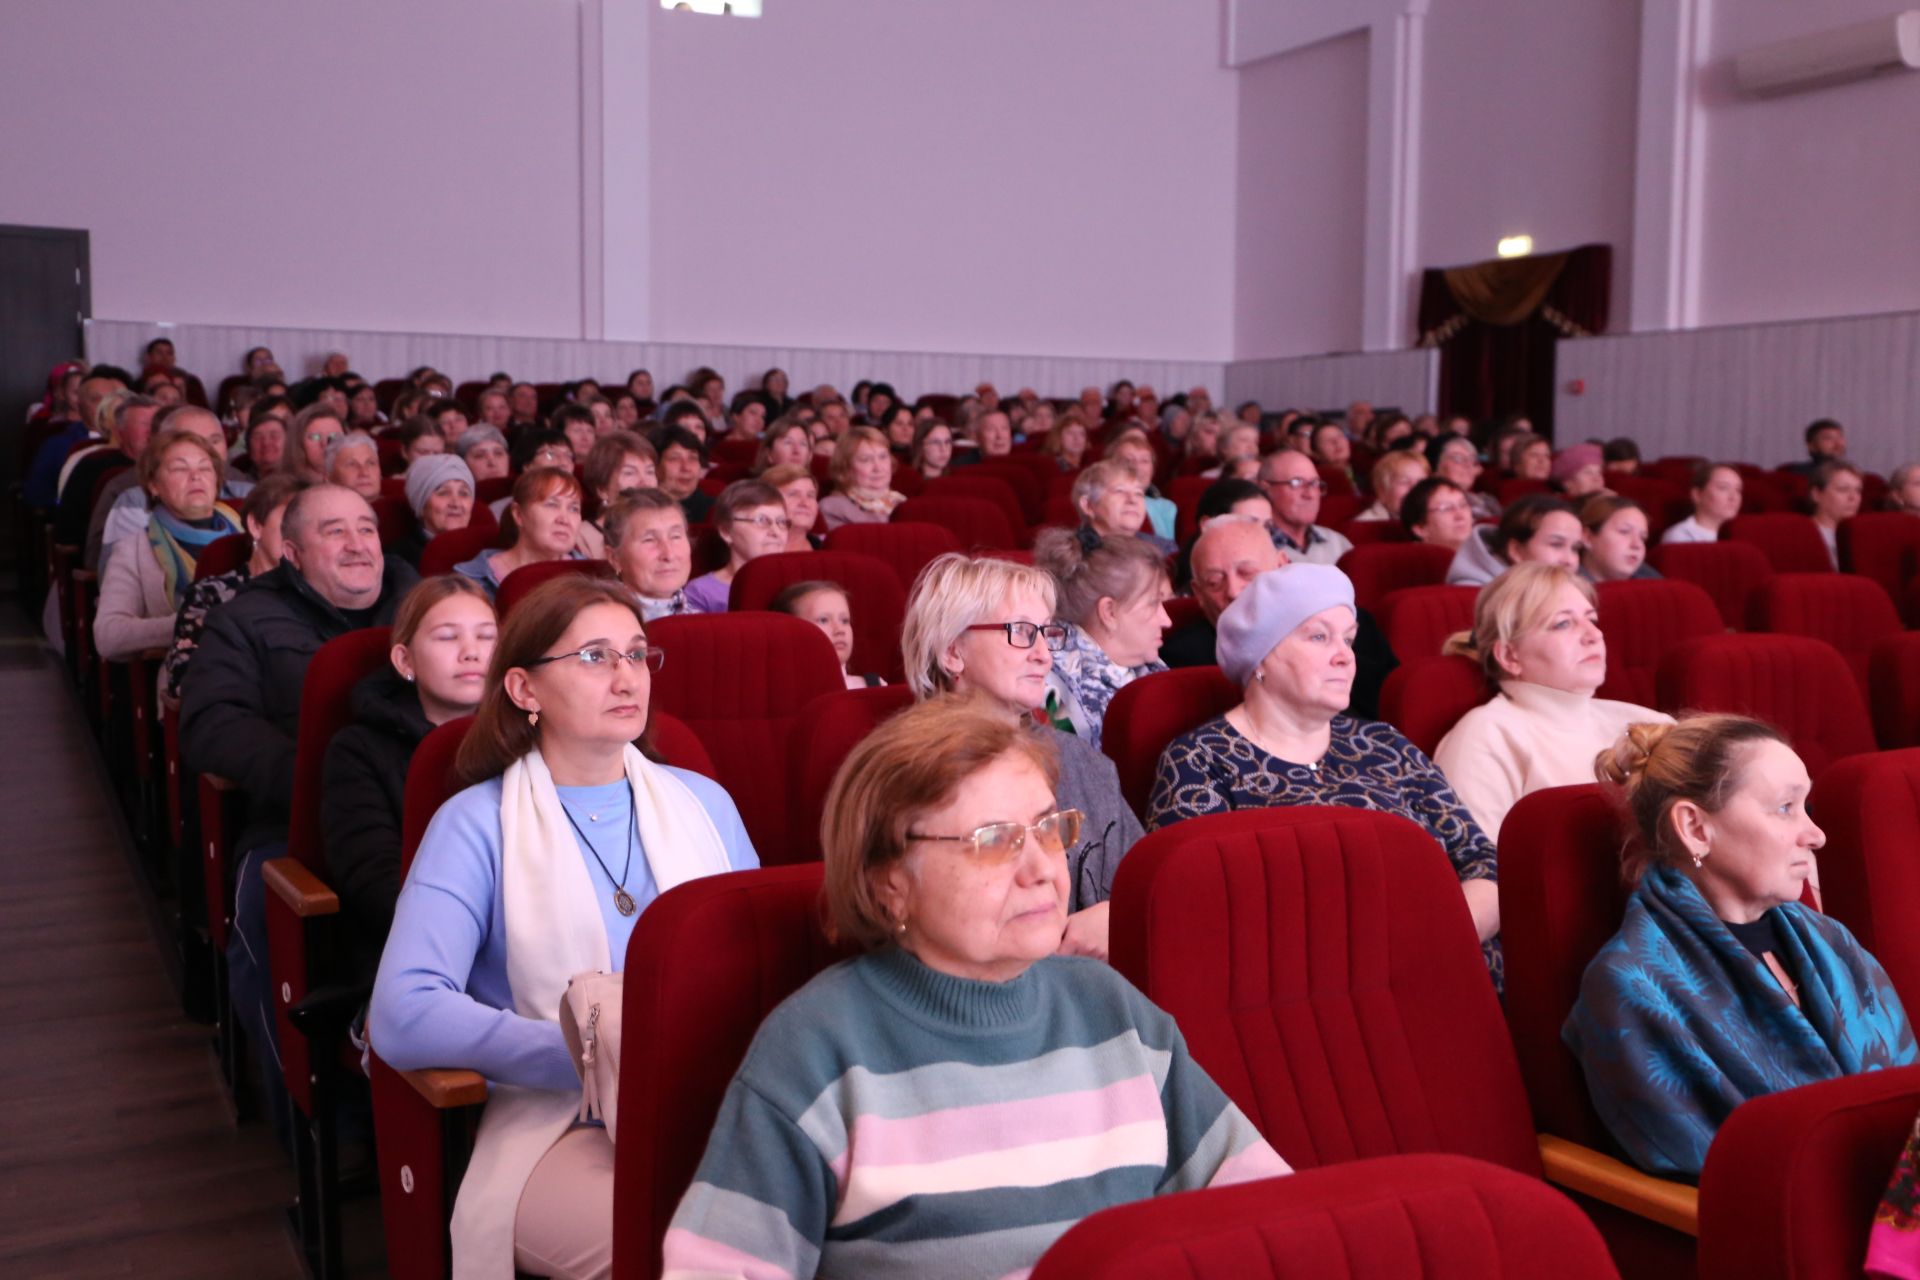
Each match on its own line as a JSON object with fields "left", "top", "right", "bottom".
{"left": 1161, "top": 516, "right": 1397, "bottom": 720}
{"left": 180, "top": 483, "right": 416, "bottom": 1141}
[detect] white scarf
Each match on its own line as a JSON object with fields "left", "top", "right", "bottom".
{"left": 451, "top": 744, "right": 730, "bottom": 1280}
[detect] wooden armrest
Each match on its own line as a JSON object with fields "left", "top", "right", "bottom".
{"left": 202, "top": 773, "right": 239, "bottom": 792}
{"left": 402, "top": 1067, "right": 488, "bottom": 1109}
{"left": 1538, "top": 1134, "right": 1699, "bottom": 1236}
{"left": 262, "top": 857, "right": 340, "bottom": 918}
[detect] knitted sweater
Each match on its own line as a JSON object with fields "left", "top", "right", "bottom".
{"left": 662, "top": 948, "right": 1288, "bottom": 1280}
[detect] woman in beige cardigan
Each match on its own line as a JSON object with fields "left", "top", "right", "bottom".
{"left": 1433, "top": 563, "right": 1671, "bottom": 843}
{"left": 95, "top": 428, "right": 241, "bottom": 662}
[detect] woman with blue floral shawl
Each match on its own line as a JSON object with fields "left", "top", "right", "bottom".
{"left": 1566, "top": 715, "right": 1917, "bottom": 1179}
{"left": 1033, "top": 525, "right": 1170, "bottom": 750}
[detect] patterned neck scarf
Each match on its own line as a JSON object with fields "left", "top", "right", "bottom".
{"left": 1050, "top": 624, "right": 1166, "bottom": 748}
{"left": 147, "top": 503, "right": 241, "bottom": 611}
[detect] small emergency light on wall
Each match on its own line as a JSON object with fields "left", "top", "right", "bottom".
{"left": 1496, "top": 235, "right": 1534, "bottom": 259}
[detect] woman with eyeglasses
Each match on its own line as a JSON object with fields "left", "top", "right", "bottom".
{"left": 370, "top": 575, "right": 758, "bottom": 1280}
{"left": 1399, "top": 476, "right": 1476, "bottom": 551}
{"left": 1147, "top": 563, "right": 1505, "bottom": 988}
{"left": 1425, "top": 435, "right": 1502, "bottom": 522}
{"left": 452, "top": 466, "right": 585, "bottom": 599}
{"left": 683, "top": 479, "right": 793, "bottom": 614}
{"left": 662, "top": 698, "right": 1288, "bottom": 1280}
{"left": 901, "top": 553, "right": 1146, "bottom": 961}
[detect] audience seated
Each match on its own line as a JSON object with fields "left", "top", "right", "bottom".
{"left": 53, "top": 391, "right": 154, "bottom": 554}
{"left": 1446, "top": 493, "right": 1582, "bottom": 586}
{"left": 1257, "top": 448, "right": 1354, "bottom": 566}
{"left": 1661, "top": 461, "right": 1744, "bottom": 544}
{"left": 683, "top": 480, "right": 790, "bottom": 613}
{"left": 1147, "top": 563, "right": 1501, "bottom": 983}
{"left": 752, "top": 417, "right": 812, "bottom": 476}
{"left": 1354, "top": 449, "right": 1430, "bottom": 523}
{"left": 1104, "top": 429, "right": 1178, "bottom": 542}
{"left": 660, "top": 699, "right": 1288, "bottom": 1280}
{"left": 908, "top": 417, "right": 954, "bottom": 483}
{"left": 1072, "top": 459, "right": 1177, "bottom": 557}
{"left": 1032, "top": 527, "right": 1171, "bottom": 749}
{"left": 1433, "top": 564, "right": 1671, "bottom": 841}
{"left": 323, "top": 577, "right": 496, "bottom": 986}
{"left": 1399, "top": 475, "right": 1475, "bottom": 551}
{"left": 93, "top": 403, "right": 255, "bottom": 570}
{"left": 1568, "top": 715, "right": 1918, "bottom": 1177}
{"left": 1810, "top": 459, "right": 1866, "bottom": 569}
{"left": 234, "top": 398, "right": 291, "bottom": 479}
{"left": 758, "top": 462, "right": 822, "bottom": 551}
{"left": 1886, "top": 463, "right": 1920, "bottom": 515}
{"left": 1309, "top": 421, "right": 1356, "bottom": 491}
{"left": 26, "top": 372, "right": 120, "bottom": 513}
{"left": 163, "top": 475, "right": 306, "bottom": 700}
{"left": 1509, "top": 433, "right": 1553, "bottom": 483}
{"left": 453, "top": 466, "right": 583, "bottom": 598}
{"left": 1781, "top": 416, "right": 1848, "bottom": 478}
{"left": 771, "top": 579, "right": 883, "bottom": 689}
{"left": 1550, "top": 442, "right": 1608, "bottom": 499}
{"left": 652, "top": 425, "right": 713, "bottom": 523}
{"left": 1426, "top": 433, "right": 1502, "bottom": 522}
{"left": 95, "top": 428, "right": 243, "bottom": 663}
{"left": 396, "top": 454, "right": 476, "bottom": 569}
{"left": 901, "top": 553, "right": 1144, "bottom": 941}
{"left": 453, "top": 423, "right": 512, "bottom": 483}
{"left": 1578, "top": 493, "right": 1660, "bottom": 582}
{"left": 819, "top": 426, "right": 905, "bottom": 530}
{"left": 286, "top": 403, "right": 346, "bottom": 483}
{"left": 368, "top": 575, "right": 757, "bottom": 1278}
{"left": 575, "top": 430, "right": 657, "bottom": 558}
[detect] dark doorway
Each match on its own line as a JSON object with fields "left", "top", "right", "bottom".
{"left": 0, "top": 225, "right": 90, "bottom": 590}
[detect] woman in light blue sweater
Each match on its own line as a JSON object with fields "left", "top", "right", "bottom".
{"left": 370, "top": 575, "right": 756, "bottom": 1280}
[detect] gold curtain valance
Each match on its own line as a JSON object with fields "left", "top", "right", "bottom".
{"left": 1441, "top": 251, "right": 1570, "bottom": 327}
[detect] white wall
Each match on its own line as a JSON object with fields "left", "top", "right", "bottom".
{"left": 0, "top": 0, "right": 585, "bottom": 338}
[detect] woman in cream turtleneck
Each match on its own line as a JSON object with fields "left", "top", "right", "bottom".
{"left": 1433, "top": 563, "right": 1671, "bottom": 842}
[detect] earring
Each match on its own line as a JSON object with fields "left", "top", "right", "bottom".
{"left": 528, "top": 711, "right": 539, "bottom": 729}
{"left": 1254, "top": 669, "right": 1266, "bottom": 684}
{"left": 894, "top": 918, "right": 908, "bottom": 936}
{"left": 1690, "top": 850, "right": 1705, "bottom": 869}
{"left": 403, "top": 673, "right": 416, "bottom": 684}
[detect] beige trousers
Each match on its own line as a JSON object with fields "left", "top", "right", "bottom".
{"left": 514, "top": 1125, "right": 615, "bottom": 1280}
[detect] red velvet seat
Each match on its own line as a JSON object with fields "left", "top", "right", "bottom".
{"left": 1724, "top": 513, "right": 1832, "bottom": 574}
{"left": 646, "top": 613, "right": 846, "bottom": 865}
{"left": 1733, "top": 465, "right": 1792, "bottom": 514}
{"left": 1594, "top": 578, "right": 1724, "bottom": 707}
{"left": 1032, "top": 1154, "right": 1620, "bottom": 1280}
{"left": 611, "top": 864, "right": 859, "bottom": 1280}
{"left": 192, "top": 532, "right": 251, "bottom": 581}
{"left": 1870, "top": 633, "right": 1920, "bottom": 749}
{"left": 785, "top": 685, "right": 915, "bottom": 864}
{"left": 374, "top": 494, "right": 417, "bottom": 552}
{"left": 1808, "top": 748, "right": 1920, "bottom": 1009}
{"left": 1316, "top": 463, "right": 1355, "bottom": 497}
{"left": 1377, "top": 654, "right": 1490, "bottom": 757}
{"left": 729, "top": 549, "right": 908, "bottom": 684}
{"left": 919, "top": 474, "right": 1031, "bottom": 546}
{"left": 494, "top": 557, "right": 617, "bottom": 618}
{"left": 1111, "top": 807, "right": 1541, "bottom": 1176}
{"left": 1606, "top": 476, "right": 1691, "bottom": 536}
{"left": 822, "top": 520, "right": 961, "bottom": 593}
{"left": 1336, "top": 543, "right": 1454, "bottom": 614}
{"left": 1168, "top": 474, "right": 1212, "bottom": 545}
{"left": 960, "top": 460, "right": 1045, "bottom": 524}
{"left": 1656, "top": 633, "right": 1874, "bottom": 780}
{"left": 1099, "top": 665, "right": 1239, "bottom": 816}
{"left": 1498, "top": 476, "right": 1552, "bottom": 506}
{"left": 1318, "top": 492, "right": 1365, "bottom": 529}
{"left": 1339, "top": 518, "right": 1411, "bottom": 547}
{"left": 1648, "top": 541, "right": 1771, "bottom": 632}
{"left": 1838, "top": 512, "right": 1920, "bottom": 616}
{"left": 1747, "top": 573, "right": 1901, "bottom": 698}
{"left": 891, "top": 494, "right": 1023, "bottom": 551}
{"left": 1373, "top": 584, "right": 1477, "bottom": 661}
{"left": 475, "top": 475, "right": 513, "bottom": 506}
{"left": 419, "top": 524, "right": 498, "bottom": 577}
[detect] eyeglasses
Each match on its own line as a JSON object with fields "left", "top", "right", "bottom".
{"left": 526, "top": 645, "right": 666, "bottom": 672}
{"left": 907, "top": 808, "right": 1083, "bottom": 864}
{"left": 1265, "top": 477, "right": 1328, "bottom": 495}
{"left": 1425, "top": 501, "right": 1471, "bottom": 518}
{"left": 965, "top": 620, "right": 1072, "bottom": 650}
{"left": 740, "top": 514, "right": 793, "bottom": 532}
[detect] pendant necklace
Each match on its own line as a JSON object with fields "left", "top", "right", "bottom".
{"left": 561, "top": 787, "right": 639, "bottom": 916}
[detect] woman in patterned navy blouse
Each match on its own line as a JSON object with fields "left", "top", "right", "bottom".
{"left": 1145, "top": 562, "right": 1503, "bottom": 987}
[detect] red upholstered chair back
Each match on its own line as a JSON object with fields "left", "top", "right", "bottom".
{"left": 647, "top": 709, "right": 716, "bottom": 782}
{"left": 1337, "top": 543, "right": 1454, "bottom": 614}
{"left": 919, "top": 474, "right": 1031, "bottom": 544}
{"left": 1162, "top": 595, "right": 1204, "bottom": 636}
{"left": 1809, "top": 748, "right": 1920, "bottom": 1010}
{"left": 1040, "top": 491, "right": 1078, "bottom": 530}
{"left": 646, "top": 614, "right": 846, "bottom": 865}
{"left": 611, "top": 864, "right": 858, "bottom": 1280}
{"left": 1318, "top": 493, "right": 1365, "bottom": 528}
{"left": 193, "top": 532, "right": 250, "bottom": 581}
{"left": 1099, "top": 666, "right": 1240, "bottom": 816}
{"left": 1656, "top": 633, "right": 1874, "bottom": 780}
{"left": 822, "top": 520, "right": 961, "bottom": 594}
{"left": 1733, "top": 465, "right": 1792, "bottom": 514}
{"left": 729, "top": 550, "right": 908, "bottom": 683}
{"left": 1496, "top": 784, "right": 1635, "bottom": 1149}
{"left": 1498, "top": 477, "right": 1551, "bottom": 506}
{"left": 1168, "top": 475, "right": 1212, "bottom": 545}
{"left": 1871, "top": 633, "right": 1920, "bottom": 749}
{"left": 891, "top": 494, "right": 1023, "bottom": 551}
{"left": 1338, "top": 518, "right": 1412, "bottom": 548}
{"left": 960, "top": 461, "right": 1044, "bottom": 524}
{"left": 1724, "top": 513, "right": 1832, "bottom": 574}
{"left": 1747, "top": 572, "right": 1901, "bottom": 697}
{"left": 1647, "top": 539, "right": 1771, "bottom": 631}
{"left": 1838, "top": 512, "right": 1920, "bottom": 608}
{"left": 288, "top": 629, "right": 393, "bottom": 873}
{"left": 1032, "top": 1153, "right": 1619, "bottom": 1280}
{"left": 1377, "top": 655, "right": 1490, "bottom": 758}
{"left": 1699, "top": 1066, "right": 1920, "bottom": 1280}
{"left": 1316, "top": 463, "right": 1354, "bottom": 497}
{"left": 1606, "top": 476, "right": 1691, "bottom": 536}
{"left": 495, "top": 558, "right": 617, "bottom": 619}
{"left": 420, "top": 524, "right": 498, "bottom": 577}
{"left": 786, "top": 685, "right": 915, "bottom": 865}
{"left": 1373, "top": 585, "right": 1477, "bottom": 661}
{"left": 373, "top": 495, "right": 417, "bottom": 551}
{"left": 475, "top": 475, "right": 514, "bottom": 506}
{"left": 1110, "top": 807, "right": 1541, "bottom": 1176}
{"left": 1593, "top": 578, "right": 1724, "bottom": 706}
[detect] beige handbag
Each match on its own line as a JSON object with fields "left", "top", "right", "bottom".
{"left": 559, "top": 970, "right": 624, "bottom": 1142}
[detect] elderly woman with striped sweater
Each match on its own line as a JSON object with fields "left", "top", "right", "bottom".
{"left": 662, "top": 697, "right": 1288, "bottom": 1280}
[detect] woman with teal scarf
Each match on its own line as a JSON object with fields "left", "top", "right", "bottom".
{"left": 1566, "top": 715, "right": 1917, "bottom": 1179}
{"left": 95, "top": 428, "right": 241, "bottom": 662}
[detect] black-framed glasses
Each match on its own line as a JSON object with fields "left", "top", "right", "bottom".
{"left": 907, "top": 809, "right": 1084, "bottom": 864}
{"left": 965, "top": 620, "right": 1072, "bottom": 651}
{"left": 526, "top": 645, "right": 665, "bottom": 672}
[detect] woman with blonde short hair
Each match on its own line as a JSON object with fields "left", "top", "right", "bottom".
{"left": 1354, "top": 450, "right": 1431, "bottom": 523}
